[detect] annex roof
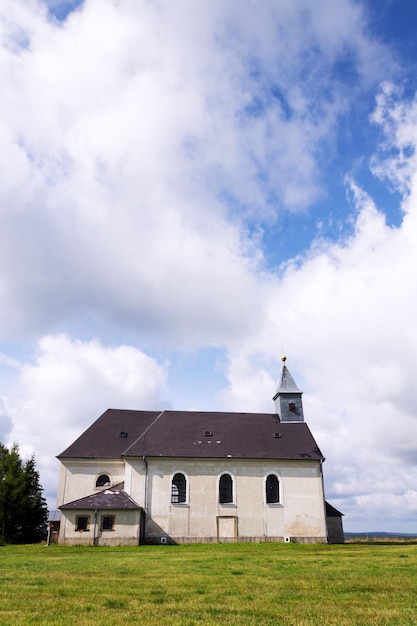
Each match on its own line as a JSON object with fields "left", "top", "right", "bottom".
{"left": 58, "top": 408, "right": 324, "bottom": 461}
{"left": 59, "top": 483, "right": 141, "bottom": 511}
{"left": 325, "top": 501, "right": 344, "bottom": 517}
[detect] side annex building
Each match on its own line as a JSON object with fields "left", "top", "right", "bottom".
{"left": 55, "top": 360, "right": 344, "bottom": 545}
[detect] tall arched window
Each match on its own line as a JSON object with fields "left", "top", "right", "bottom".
{"left": 266, "top": 474, "right": 280, "bottom": 504}
{"left": 219, "top": 474, "right": 233, "bottom": 504}
{"left": 171, "top": 473, "right": 187, "bottom": 503}
{"left": 96, "top": 474, "right": 110, "bottom": 488}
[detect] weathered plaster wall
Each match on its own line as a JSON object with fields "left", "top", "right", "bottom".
{"left": 56, "top": 458, "right": 125, "bottom": 507}
{"left": 56, "top": 456, "right": 327, "bottom": 544}
{"left": 59, "top": 509, "right": 141, "bottom": 546}
{"left": 127, "top": 457, "right": 326, "bottom": 543}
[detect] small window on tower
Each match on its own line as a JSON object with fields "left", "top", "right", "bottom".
{"left": 288, "top": 402, "right": 296, "bottom": 413}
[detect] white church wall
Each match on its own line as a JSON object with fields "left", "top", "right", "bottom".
{"left": 127, "top": 457, "right": 326, "bottom": 543}
{"left": 56, "top": 458, "right": 125, "bottom": 507}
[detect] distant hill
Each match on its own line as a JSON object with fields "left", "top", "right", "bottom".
{"left": 345, "top": 532, "right": 417, "bottom": 541}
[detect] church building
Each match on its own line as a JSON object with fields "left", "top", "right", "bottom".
{"left": 55, "top": 359, "right": 343, "bottom": 545}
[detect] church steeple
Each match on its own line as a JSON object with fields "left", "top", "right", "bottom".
{"left": 273, "top": 357, "right": 304, "bottom": 422}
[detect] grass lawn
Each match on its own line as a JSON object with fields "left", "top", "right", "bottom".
{"left": 0, "top": 542, "right": 417, "bottom": 625}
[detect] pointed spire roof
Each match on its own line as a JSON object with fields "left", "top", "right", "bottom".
{"left": 273, "top": 357, "right": 302, "bottom": 398}
{"left": 273, "top": 357, "right": 305, "bottom": 421}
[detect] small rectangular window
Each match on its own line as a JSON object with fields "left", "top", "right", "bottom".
{"left": 75, "top": 515, "right": 90, "bottom": 532}
{"left": 101, "top": 515, "right": 115, "bottom": 531}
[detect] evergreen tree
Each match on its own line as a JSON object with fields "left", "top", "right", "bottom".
{"left": 0, "top": 443, "right": 48, "bottom": 544}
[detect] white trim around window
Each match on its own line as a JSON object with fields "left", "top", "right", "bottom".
{"left": 264, "top": 473, "right": 282, "bottom": 506}
{"left": 218, "top": 472, "right": 235, "bottom": 506}
{"left": 170, "top": 470, "right": 189, "bottom": 505}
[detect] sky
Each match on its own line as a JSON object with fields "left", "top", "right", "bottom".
{"left": 1, "top": 0, "right": 417, "bottom": 533}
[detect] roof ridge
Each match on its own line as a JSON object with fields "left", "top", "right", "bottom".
{"left": 59, "top": 487, "right": 141, "bottom": 510}
{"left": 162, "top": 410, "right": 277, "bottom": 416}
{"left": 122, "top": 409, "right": 166, "bottom": 454}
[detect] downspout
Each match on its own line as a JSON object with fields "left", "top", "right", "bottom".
{"left": 142, "top": 455, "right": 148, "bottom": 544}
{"left": 93, "top": 509, "right": 98, "bottom": 547}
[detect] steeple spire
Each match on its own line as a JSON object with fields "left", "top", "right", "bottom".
{"left": 273, "top": 357, "right": 304, "bottom": 422}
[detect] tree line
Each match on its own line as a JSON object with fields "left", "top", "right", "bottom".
{"left": 0, "top": 443, "right": 48, "bottom": 544}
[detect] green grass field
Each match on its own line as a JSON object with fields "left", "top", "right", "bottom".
{"left": 0, "top": 542, "right": 416, "bottom": 625}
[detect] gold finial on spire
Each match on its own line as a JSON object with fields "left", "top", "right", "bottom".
{"left": 281, "top": 355, "right": 287, "bottom": 363}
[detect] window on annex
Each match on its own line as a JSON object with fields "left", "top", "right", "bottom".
{"left": 96, "top": 474, "right": 110, "bottom": 488}
{"left": 219, "top": 474, "right": 233, "bottom": 504}
{"left": 171, "top": 473, "right": 187, "bottom": 504}
{"left": 101, "top": 515, "right": 115, "bottom": 531}
{"left": 266, "top": 474, "right": 280, "bottom": 504}
{"left": 75, "top": 515, "right": 90, "bottom": 532}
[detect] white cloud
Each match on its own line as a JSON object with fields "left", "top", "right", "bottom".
{"left": 370, "top": 82, "right": 417, "bottom": 196}
{"left": 1, "top": 334, "right": 168, "bottom": 506}
{"left": 0, "top": 0, "right": 414, "bottom": 532}
{"left": 217, "top": 87, "right": 417, "bottom": 531}
{"left": 0, "top": 0, "right": 390, "bottom": 347}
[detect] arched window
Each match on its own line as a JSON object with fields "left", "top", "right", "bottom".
{"left": 171, "top": 473, "right": 187, "bottom": 503}
{"left": 96, "top": 474, "right": 110, "bottom": 488}
{"left": 266, "top": 474, "right": 280, "bottom": 504}
{"left": 219, "top": 474, "right": 233, "bottom": 504}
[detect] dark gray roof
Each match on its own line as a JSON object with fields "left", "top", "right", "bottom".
{"left": 58, "top": 409, "right": 161, "bottom": 458}
{"left": 325, "top": 501, "right": 344, "bottom": 517}
{"left": 59, "top": 408, "right": 324, "bottom": 461}
{"left": 60, "top": 483, "right": 141, "bottom": 510}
